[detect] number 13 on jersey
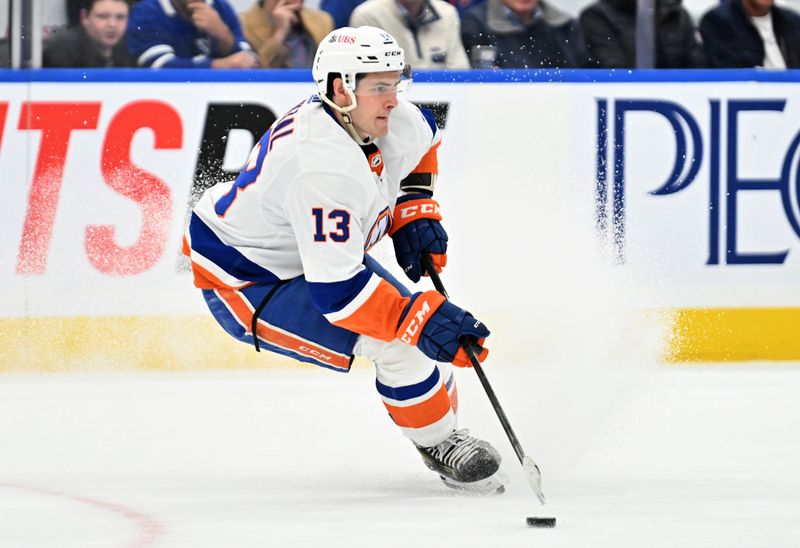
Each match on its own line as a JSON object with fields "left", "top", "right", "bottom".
{"left": 312, "top": 208, "right": 351, "bottom": 242}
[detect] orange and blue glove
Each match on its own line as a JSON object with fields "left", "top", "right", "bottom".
{"left": 389, "top": 194, "right": 448, "bottom": 283}
{"left": 396, "top": 290, "right": 489, "bottom": 367}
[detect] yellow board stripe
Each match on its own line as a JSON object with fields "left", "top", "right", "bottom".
{"left": 0, "top": 316, "right": 299, "bottom": 373}
{"left": 667, "top": 307, "right": 800, "bottom": 362}
{"left": 1, "top": 308, "right": 798, "bottom": 372}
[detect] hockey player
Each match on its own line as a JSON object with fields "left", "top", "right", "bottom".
{"left": 185, "top": 26, "right": 503, "bottom": 493}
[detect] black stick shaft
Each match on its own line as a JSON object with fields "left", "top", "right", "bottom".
{"left": 425, "top": 258, "right": 449, "bottom": 299}
{"left": 420, "top": 255, "right": 527, "bottom": 465}
{"left": 466, "top": 347, "right": 527, "bottom": 464}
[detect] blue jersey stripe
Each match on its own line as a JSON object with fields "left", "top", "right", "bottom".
{"left": 274, "top": 117, "right": 294, "bottom": 132}
{"left": 376, "top": 366, "right": 441, "bottom": 401}
{"left": 189, "top": 212, "right": 280, "bottom": 284}
{"left": 419, "top": 108, "right": 438, "bottom": 137}
{"left": 214, "top": 129, "right": 272, "bottom": 216}
{"left": 307, "top": 269, "right": 372, "bottom": 315}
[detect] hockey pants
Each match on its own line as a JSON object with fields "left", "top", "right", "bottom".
{"left": 202, "top": 255, "right": 458, "bottom": 447}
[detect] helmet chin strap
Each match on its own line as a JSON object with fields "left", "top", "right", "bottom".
{"left": 320, "top": 88, "right": 376, "bottom": 146}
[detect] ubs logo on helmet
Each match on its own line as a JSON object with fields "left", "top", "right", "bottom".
{"left": 595, "top": 98, "right": 800, "bottom": 265}
{"left": 333, "top": 35, "right": 356, "bottom": 44}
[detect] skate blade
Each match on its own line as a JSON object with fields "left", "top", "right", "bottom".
{"left": 439, "top": 471, "right": 507, "bottom": 495}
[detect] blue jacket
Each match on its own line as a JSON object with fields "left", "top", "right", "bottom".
{"left": 320, "top": 0, "right": 364, "bottom": 29}
{"left": 320, "top": 0, "right": 487, "bottom": 28}
{"left": 699, "top": 0, "right": 800, "bottom": 68}
{"left": 127, "top": 0, "right": 253, "bottom": 68}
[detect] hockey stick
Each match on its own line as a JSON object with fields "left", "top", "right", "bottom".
{"left": 421, "top": 254, "right": 546, "bottom": 504}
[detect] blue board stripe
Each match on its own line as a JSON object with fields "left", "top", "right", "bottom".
{"left": 3, "top": 68, "right": 800, "bottom": 84}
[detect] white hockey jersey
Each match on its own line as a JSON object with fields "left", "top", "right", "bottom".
{"left": 185, "top": 95, "right": 440, "bottom": 341}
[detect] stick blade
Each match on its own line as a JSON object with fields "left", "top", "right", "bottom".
{"left": 522, "top": 456, "right": 546, "bottom": 504}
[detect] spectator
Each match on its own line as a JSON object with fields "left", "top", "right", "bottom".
{"left": 0, "top": 40, "right": 8, "bottom": 68}
{"left": 320, "top": 0, "right": 364, "bottom": 28}
{"left": 68, "top": 0, "right": 84, "bottom": 27}
{"left": 127, "top": 0, "right": 259, "bottom": 68}
{"left": 43, "top": 0, "right": 135, "bottom": 67}
{"left": 321, "top": 0, "right": 484, "bottom": 25}
{"left": 461, "top": 0, "right": 588, "bottom": 68}
{"left": 579, "top": 0, "right": 705, "bottom": 68}
{"left": 699, "top": 0, "right": 800, "bottom": 67}
{"left": 448, "top": 0, "right": 486, "bottom": 18}
{"left": 350, "top": 0, "right": 469, "bottom": 68}
{"left": 240, "top": 0, "right": 333, "bottom": 68}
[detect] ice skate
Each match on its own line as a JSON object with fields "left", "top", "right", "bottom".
{"left": 416, "top": 429, "right": 505, "bottom": 495}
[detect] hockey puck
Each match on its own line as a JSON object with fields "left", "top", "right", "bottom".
{"left": 526, "top": 517, "right": 556, "bottom": 528}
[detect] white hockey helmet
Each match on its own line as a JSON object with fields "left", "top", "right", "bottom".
{"left": 312, "top": 27, "right": 412, "bottom": 144}
{"left": 312, "top": 26, "right": 412, "bottom": 101}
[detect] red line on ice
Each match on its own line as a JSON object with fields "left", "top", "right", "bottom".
{"left": 0, "top": 481, "right": 163, "bottom": 548}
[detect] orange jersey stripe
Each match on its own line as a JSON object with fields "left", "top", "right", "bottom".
{"left": 331, "top": 279, "right": 410, "bottom": 342}
{"left": 185, "top": 234, "right": 229, "bottom": 289}
{"left": 412, "top": 141, "right": 440, "bottom": 174}
{"left": 189, "top": 259, "right": 253, "bottom": 291}
{"left": 217, "top": 288, "right": 351, "bottom": 370}
{"left": 383, "top": 384, "right": 452, "bottom": 429}
{"left": 184, "top": 236, "right": 254, "bottom": 291}
{"left": 190, "top": 260, "right": 231, "bottom": 289}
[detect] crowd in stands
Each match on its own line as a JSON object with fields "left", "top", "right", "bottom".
{"left": 34, "top": 0, "right": 800, "bottom": 69}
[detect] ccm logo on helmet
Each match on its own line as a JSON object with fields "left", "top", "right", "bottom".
{"left": 385, "top": 51, "right": 401, "bottom": 56}
{"left": 400, "top": 300, "right": 432, "bottom": 344}
{"left": 399, "top": 202, "right": 439, "bottom": 219}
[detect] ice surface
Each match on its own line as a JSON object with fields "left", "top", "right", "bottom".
{"left": 1, "top": 362, "right": 799, "bottom": 548}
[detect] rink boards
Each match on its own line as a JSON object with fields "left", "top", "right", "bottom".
{"left": 1, "top": 69, "right": 798, "bottom": 370}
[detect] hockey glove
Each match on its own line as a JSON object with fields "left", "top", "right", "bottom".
{"left": 389, "top": 194, "right": 448, "bottom": 283}
{"left": 396, "top": 290, "right": 490, "bottom": 367}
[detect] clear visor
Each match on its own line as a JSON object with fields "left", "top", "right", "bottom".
{"left": 355, "top": 65, "right": 413, "bottom": 96}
